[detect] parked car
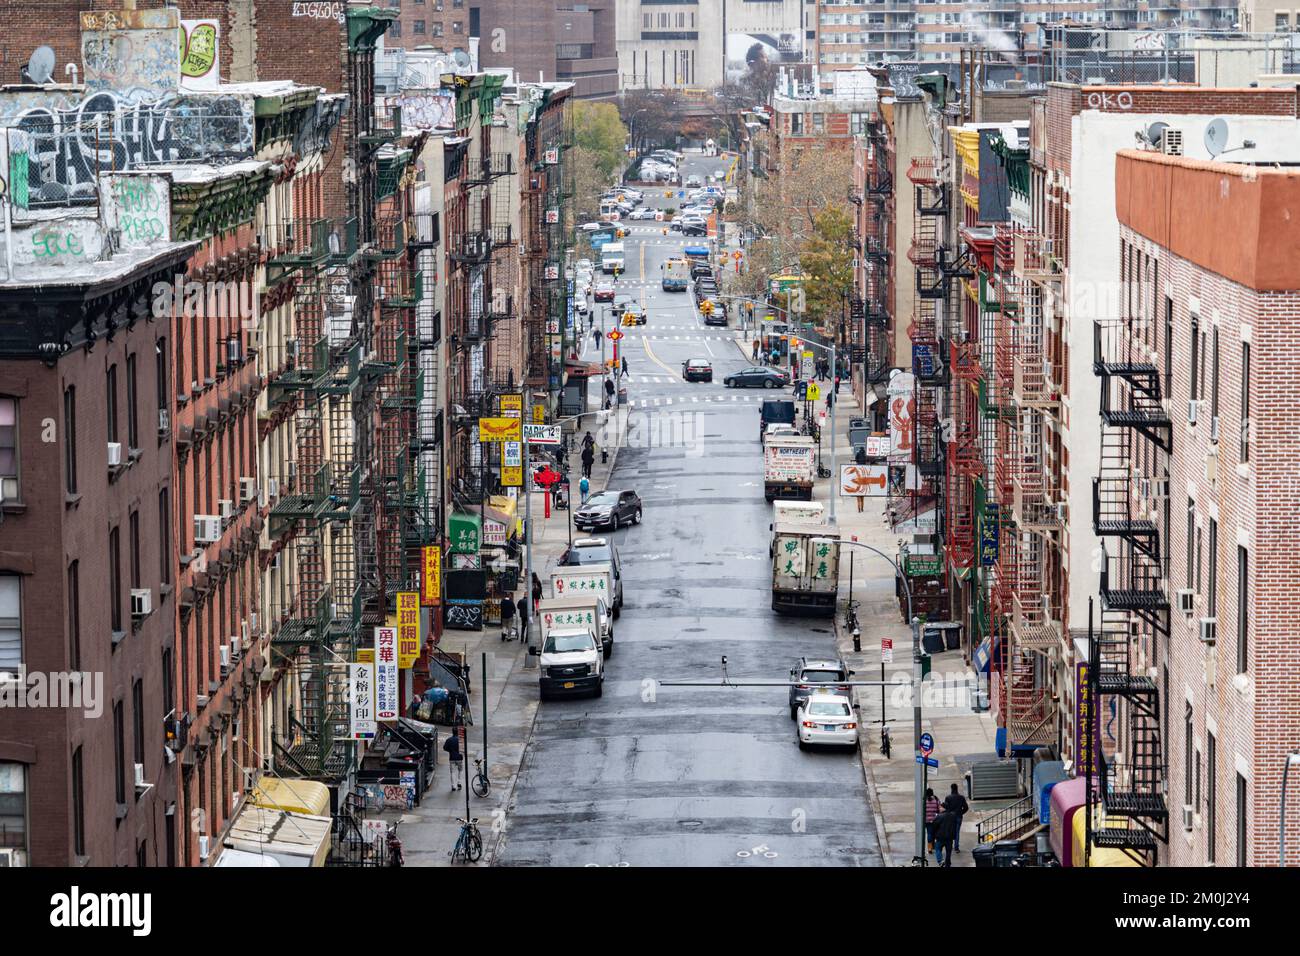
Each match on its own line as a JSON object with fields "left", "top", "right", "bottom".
{"left": 594, "top": 282, "right": 615, "bottom": 302}
{"left": 686, "top": 174, "right": 703, "bottom": 188}
{"left": 681, "top": 222, "right": 708, "bottom": 237}
{"left": 701, "top": 301, "right": 728, "bottom": 327}
{"left": 558, "top": 537, "right": 625, "bottom": 612}
{"left": 574, "top": 489, "right": 643, "bottom": 531}
{"left": 628, "top": 207, "right": 658, "bottom": 220}
{"left": 682, "top": 358, "right": 713, "bottom": 382}
{"left": 788, "top": 657, "right": 854, "bottom": 719}
{"left": 580, "top": 221, "right": 608, "bottom": 232}
{"left": 796, "top": 691, "right": 859, "bottom": 750}
{"left": 724, "top": 366, "right": 790, "bottom": 389}
{"left": 575, "top": 258, "right": 593, "bottom": 272}
{"left": 575, "top": 296, "right": 589, "bottom": 315}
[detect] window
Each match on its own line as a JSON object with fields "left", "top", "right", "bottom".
{"left": 1186, "top": 498, "right": 1195, "bottom": 590}
{"left": 1240, "top": 343, "right": 1250, "bottom": 462}
{"left": 110, "top": 526, "right": 122, "bottom": 634}
{"left": 156, "top": 338, "right": 168, "bottom": 437}
{"left": 1163, "top": 296, "right": 1173, "bottom": 396}
{"left": 432, "top": 21, "right": 443, "bottom": 36}
{"left": 390, "top": 19, "right": 400, "bottom": 36}
{"left": 1236, "top": 546, "right": 1248, "bottom": 674}
{"left": 126, "top": 353, "right": 138, "bottom": 450}
{"left": 1236, "top": 773, "right": 1248, "bottom": 866}
{"left": 0, "top": 397, "right": 16, "bottom": 503}
{"left": 107, "top": 363, "right": 118, "bottom": 445}
{"left": 0, "top": 575, "right": 19, "bottom": 678}
{"left": 0, "top": 762, "right": 26, "bottom": 852}
{"left": 159, "top": 488, "right": 171, "bottom": 586}
{"left": 1210, "top": 327, "right": 1220, "bottom": 424}
{"left": 114, "top": 701, "right": 126, "bottom": 805}
{"left": 1189, "top": 315, "right": 1200, "bottom": 401}
{"left": 1183, "top": 702, "right": 1193, "bottom": 807}
{"left": 452, "top": 19, "right": 462, "bottom": 32}
{"left": 132, "top": 679, "right": 145, "bottom": 773}
{"left": 129, "top": 510, "right": 141, "bottom": 591}
{"left": 71, "top": 747, "right": 85, "bottom": 857}
{"left": 162, "top": 647, "right": 174, "bottom": 719}
{"left": 64, "top": 387, "right": 77, "bottom": 495}
{"left": 414, "top": 19, "right": 425, "bottom": 32}
{"left": 1207, "top": 733, "right": 1217, "bottom": 863}
{"left": 1277, "top": 12, "right": 1291, "bottom": 30}
{"left": 1207, "top": 518, "right": 1218, "bottom": 617}
{"left": 68, "top": 561, "right": 80, "bottom": 671}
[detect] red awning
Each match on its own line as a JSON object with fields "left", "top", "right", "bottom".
{"left": 564, "top": 361, "right": 605, "bottom": 379}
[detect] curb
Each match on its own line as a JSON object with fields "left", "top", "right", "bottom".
{"left": 836, "top": 612, "right": 894, "bottom": 866}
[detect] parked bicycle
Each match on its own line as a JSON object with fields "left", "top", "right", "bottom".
{"left": 471, "top": 757, "right": 491, "bottom": 798}
{"left": 386, "top": 821, "right": 405, "bottom": 867}
{"left": 844, "top": 599, "right": 860, "bottom": 633}
{"left": 450, "top": 817, "right": 483, "bottom": 864}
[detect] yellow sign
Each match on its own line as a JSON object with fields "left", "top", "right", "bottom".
{"left": 532, "top": 404, "right": 546, "bottom": 423}
{"left": 501, "top": 465, "right": 523, "bottom": 487}
{"left": 422, "top": 545, "right": 442, "bottom": 606}
{"left": 357, "top": 648, "right": 374, "bottom": 665}
{"left": 478, "top": 417, "right": 522, "bottom": 442}
{"left": 396, "top": 592, "right": 420, "bottom": 669}
{"left": 806, "top": 382, "right": 822, "bottom": 401}
{"left": 499, "top": 394, "right": 523, "bottom": 418}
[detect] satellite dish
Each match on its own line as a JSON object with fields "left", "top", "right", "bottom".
{"left": 1204, "top": 117, "right": 1230, "bottom": 158}
{"left": 1145, "top": 121, "right": 1169, "bottom": 147}
{"left": 27, "top": 46, "right": 55, "bottom": 84}
{"left": 452, "top": 49, "right": 471, "bottom": 69}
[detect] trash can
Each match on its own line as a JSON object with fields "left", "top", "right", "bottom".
{"left": 972, "top": 843, "right": 996, "bottom": 869}
{"left": 617, "top": 387, "right": 628, "bottom": 406}
{"left": 993, "top": 839, "right": 1023, "bottom": 867}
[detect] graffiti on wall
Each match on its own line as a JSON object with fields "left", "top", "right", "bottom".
{"left": 105, "top": 174, "right": 171, "bottom": 248}
{"left": 180, "top": 20, "right": 221, "bottom": 92}
{"left": 81, "top": 8, "right": 180, "bottom": 93}
{"left": 0, "top": 89, "right": 255, "bottom": 206}
{"left": 390, "top": 91, "right": 455, "bottom": 131}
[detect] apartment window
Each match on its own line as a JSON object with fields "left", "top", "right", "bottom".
{"left": 390, "top": 19, "right": 400, "bottom": 36}
{"left": 1277, "top": 12, "right": 1291, "bottom": 30}
{"left": 1207, "top": 733, "right": 1217, "bottom": 863}
{"left": 190, "top": 312, "right": 199, "bottom": 389}
{"left": 156, "top": 338, "right": 168, "bottom": 436}
{"left": 1185, "top": 498, "right": 1195, "bottom": 590}
{"left": 1210, "top": 328, "right": 1220, "bottom": 424}
{"left": 0, "top": 397, "right": 16, "bottom": 503}
{"left": 1236, "top": 546, "right": 1248, "bottom": 674}
{"left": 129, "top": 510, "right": 141, "bottom": 591}
{"left": 126, "top": 353, "right": 138, "bottom": 450}
{"left": 1189, "top": 315, "right": 1200, "bottom": 401}
{"left": 414, "top": 19, "right": 425, "bottom": 33}
{"left": 71, "top": 747, "right": 85, "bottom": 857}
{"left": 1236, "top": 773, "right": 1248, "bottom": 866}
{"left": 63, "top": 386, "right": 77, "bottom": 494}
{"left": 432, "top": 21, "right": 443, "bottom": 36}
{"left": 452, "top": 0, "right": 462, "bottom": 6}
{"left": 107, "top": 364, "right": 118, "bottom": 445}
{"left": 0, "top": 575, "right": 19, "bottom": 678}
{"left": 1207, "top": 518, "right": 1218, "bottom": 617}
{"left": 813, "top": 113, "right": 825, "bottom": 134}
{"left": 1183, "top": 702, "right": 1193, "bottom": 807}
{"left": 113, "top": 700, "right": 126, "bottom": 805}
{"left": 1163, "top": 296, "right": 1173, "bottom": 396}
{"left": 452, "top": 20, "right": 462, "bottom": 33}
{"left": 132, "top": 678, "right": 145, "bottom": 770}
{"left": 68, "top": 561, "right": 80, "bottom": 671}
{"left": 159, "top": 488, "right": 171, "bottom": 586}
{"left": 1240, "top": 343, "right": 1250, "bottom": 463}
{"left": 0, "top": 762, "right": 26, "bottom": 852}
{"left": 110, "top": 526, "right": 122, "bottom": 634}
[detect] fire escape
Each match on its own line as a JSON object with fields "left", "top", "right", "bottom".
{"left": 521, "top": 126, "right": 549, "bottom": 389}
{"left": 861, "top": 127, "right": 892, "bottom": 389}
{"left": 1087, "top": 315, "right": 1171, "bottom": 865}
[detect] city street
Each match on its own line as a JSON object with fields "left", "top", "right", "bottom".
{"left": 498, "top": 153, "right": 882, "bottom": 867}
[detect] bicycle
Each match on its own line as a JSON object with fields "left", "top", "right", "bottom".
{"left": 471, "top": 757, "right": 490, "bottom": 798}
{"left": 844, "top": 600, "right": 860, "bottom": 633}
{"left": 386, "top": 821, "right": 405, "bottom": 868}
{"left": 450, "top": 817, "right": 483, "bottom": 864}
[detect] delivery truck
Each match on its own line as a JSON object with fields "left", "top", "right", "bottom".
{"left": 536, "top": 625, "right": 604, "bottom": 699}
{"left": 539, "top": 594, "right": 614, "bottom": 659}
{"left": 764, "top": 435, "right": 816, "bottom": 502}
{"left": 770, "top": 521, "right": 841, "bottom": 616}
{"left": 661, "top": 257, "right": 689, "bottom": 292}
{"left": 760, "top": 398, "right": 796, "bottom": 442}
{"left": 551, "top": 564, "right": 618, "bottom": 618}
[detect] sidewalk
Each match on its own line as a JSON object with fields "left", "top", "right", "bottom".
{"left": 732, "top": 338, "right": 1000, "bottom": 867}
{"left": 381, "top": 404, "right": 628, "bottom": 867}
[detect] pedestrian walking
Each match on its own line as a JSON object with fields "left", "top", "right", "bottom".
{"left": 931, "top": 808, "right": 959, "bottom": 866}
{"left": 834, "top": 374, "right": 842, "bottom": 394}
{"left": 752, "top": 339, "right": 760, "bottom": 362}
{"left": 825, "top": 386, "right": 835, "bottom": 409}
{"left": 621, "top": 355, "right": 629, "bottom": 378}
{"left": 579, "top": 474, "right": 591, "bottom": 504}
{"left": 516, "top": 594, "right": 530, "bottom": 644}
{"left": 592, "top": 326, "right": 601, "bottom": 347}
{"left": 581, "top": 442, "right": 595, "bottom": 479}
{"left": 442, "top": 730, "right": 464, "bottom": 790}
{"left": 943, "top": 783, "right": 970, "bottom": 853}
{"left": 582, "top": 430, "right": 595, "bottom": 453}
{"left": 531, "top": 572, "right": 543, "bottom": 615}
{"left": 924, "top": 788, "right": 942, "bottom": 851}
{"left": 499, "top": 594, "right": 516, "bottom": 641}
{"left": 770, "top": 347, "right": 780, "bottom": 366}
{"left": 603, "top": 376, "right": 615, "bottom": 409}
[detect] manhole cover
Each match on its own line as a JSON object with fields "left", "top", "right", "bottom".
{"left": 678, "top": 819, "right": 705, "bottom": 829}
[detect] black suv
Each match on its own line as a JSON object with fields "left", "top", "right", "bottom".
{"left": 574, "top": 488, "right": 642, "bottom": 532}
{"left": 788, "top": 657, "right": 855, "bottom": 719}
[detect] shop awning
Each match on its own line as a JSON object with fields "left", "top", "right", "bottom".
{"left": 564, "top": 360, "right": 605, "bottom": 379}
{"left": 223, "top": 805, "right": 332, "bottom": 867}
{"left": 249, "top": 775, "right": 331, "bottom": 816}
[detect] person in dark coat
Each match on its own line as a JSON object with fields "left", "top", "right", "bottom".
{"left": 931, "top": 808, "right": 959, "bottom": 866}
{"left": 603, "top": 376, "right": 615, "bottom": 409}
{"left": 943, "top": 783, "right": 970, "bottom": 853}
{"left": 581, "top": 442, "right": 595, "bottom": 479}
{"left": 442, "top": 730, "right": 463, "bottom": 790}
{"left": 516, "top": 595, "right": 530, "bottom": 643}
{"left": 531, "top": 572, "right": 544, "bottom": 614}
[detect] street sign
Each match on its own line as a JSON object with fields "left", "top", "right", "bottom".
{"left": 805, "top": 382, "right": 821, "bottom": 402}
{"left": 522, "top": 423, "right": 562, "bottom": 445}
{"left": 919, "top": 732, "right": 934, "bottom": 756}
{"left": 478, "top": 416, "right": 522, "bottom": 442}
{"left": 501, "top": 465, "right": 522, "bottom": 487}
{"left": 915, "top": 755, "right": 940, "bottom": 768}
{"left": 881, "top": 636, "right": 894, "bottom": 663}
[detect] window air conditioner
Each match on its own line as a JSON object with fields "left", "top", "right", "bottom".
{"left": 240, "top": 477, "right": 257, "bottom": 503}
{"left": 194, "top": 515, "right": 221, "bottom": 544}
{"left": 218, "top": 499, "right": 234, "bottom": 521}
{"left": 1187, "top": 400, "right": 1198, "bottom": 425}
{"left": 158, "top": 409, "right": 170, "bottom": 435}
{"left": 1176, "top": 588, "right": 1194, "bottom": 615}
{"left": 107, "top": 442, "right": 123, "bottom": 467}
{"left": 1198, "top": 617, "right": 1217, "bottom": 644}
{"left": 130, "top": 588, "right": 153, "bottom": 618}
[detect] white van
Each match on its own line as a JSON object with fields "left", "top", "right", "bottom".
{"left": 600, "top": 242, "right": 626, "bottom": 274}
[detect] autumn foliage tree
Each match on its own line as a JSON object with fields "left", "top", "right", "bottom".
{"left": 799, "top": 205, "right": 855, "bottom": 334}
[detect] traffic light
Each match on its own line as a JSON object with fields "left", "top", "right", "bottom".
{"left": 700, "top": 300, "right": 714, "bottom": 317}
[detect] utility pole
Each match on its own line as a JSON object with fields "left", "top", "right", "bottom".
{"left": 523, "top": 437, "right": 535, "bottom": 664}
{"left": 912, "top": 613, "right": 924, "bottom": 867}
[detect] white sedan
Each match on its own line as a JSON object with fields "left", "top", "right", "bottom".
{"left": 796, "top": 692, "right": 859, "bottom": 750}
{"left": 628, "top": 207, "right": 658, "bottom": 220}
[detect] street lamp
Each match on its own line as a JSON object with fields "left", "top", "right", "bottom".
{"left": 1281, "top": 750, "right": 1300, "bottom": 866}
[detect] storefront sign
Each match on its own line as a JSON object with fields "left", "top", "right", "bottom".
{"left": 904, "top": 553, "right": 942, "bottom": 577}
{"left": 499, "top": 394, "right": 523, "bottom": 418}
{"left": 396, "top": 592, "right": 420, "bottom": 668}
{"left": 503, "top": 441, "right": 522, "bottom": 467}
{"left": 483, "top": 517, "right": 508, "bottom": 547}
{"left": 349, "top": 663, "right": 376, "bottom": 739}
{"left": 522, "top": 423, "right": 561, "bottom": 445}
{"left": 448, "top": 513, "right": 481, "bottom": 554}
{"left": 887, "top": 371, "right": 916, "bottom": 458}
{"left": 374, "top": 627, "right": 399, "bottom": 721}
{"left": 532, "top": 403, "right": 546, "bottom": 423}
{"left": 451, "top": 552, "right": 482, "bottom": 570}
{"left": 1075, "top": 660, "right": 1096, "bottom": 776}
{"left": 422, "top": 545, "right": 442, "bottom": 606}
{"left": 840, "top": 463, "right": 888, "bottom": 497}
{"left": 478, "top": 416, "right": 522, "bottom": 442}
{"left": 865, "top": 434, "right": 889, "bottom": 457}
{"left": 501, "top": 465, "right": 523, "bottom": 487}
{"left": 980, "top": 502, "right": 1000, "bottom": 567}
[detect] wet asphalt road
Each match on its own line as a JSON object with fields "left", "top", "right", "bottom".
{"left": 498, "top": 155, "right": 882, "bottom": 867}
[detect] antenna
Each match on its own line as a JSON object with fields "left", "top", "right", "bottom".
{"left": 26, "top": 45, "right": 55, "bottom": 84}
{"left": 1143, "top": 121, "right": 1169, "bottom": 148}
{"left": 1204, "top": 117, "right": 1229, "bottom": 158}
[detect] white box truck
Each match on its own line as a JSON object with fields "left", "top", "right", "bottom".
{"left": 551, "top": 564, "right": 617, "bottom": 617}
{"left": 536, "top": 626, "right": 604, "bottom": 699}
{"left": 770, "top": 520, "right": 840, "bottom": 616}
{"left": 600, "top": 242, "right": 625, "bottom": 274}
{"left": 539, "top": 594, "right": 614, "bottom": 659}
{"left": 764, "top": 435, "right": 816, "bottom": 502}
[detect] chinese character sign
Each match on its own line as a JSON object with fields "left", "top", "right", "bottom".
{"left": 980, "top": 503, "right": 1000, "bottom": 567}
{"left": 422, "top": 546, "right": 442, "bottom": 606}
{"left": 777, "top": 537, "right": 804, "bottom": 578}
{"left": 349, "top": 663, "right": 377, "bottom": 739}
{"left": 397, "top": 592, "right": 420, "bottom": 669}
{"left": 1074, "top": 661, "right": 1095, "bottom": 776}
{"left": 374, "top": 627, "right": 399, "bottom": 721}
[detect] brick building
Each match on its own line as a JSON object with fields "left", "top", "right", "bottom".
{"left": 1111, "top": 150, "right": 1300, "bottom": 866}
{"left": 475, "top": 0, "right": 617, "bottom": 99}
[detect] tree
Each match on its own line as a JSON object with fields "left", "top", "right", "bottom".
{"left": 571, "top": 101, "right": 629, "bottom": 223}
{"left": 722, "top": 236, "right": 781, "bottom": 304}
{"left": 799, "top": 205, "right": 855, "bottom": 334}
{"left": 618, "top": 90, "right": 683, "bottom": 153}
{"left": 751, "top": 147, "right": 853, "bottom": 249}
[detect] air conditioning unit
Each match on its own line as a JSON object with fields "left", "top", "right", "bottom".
{"left": 1055, "top": 501, "right": 1067, "bottom": 522}
{"left": 107, "top": 441, "right": 123, "bottom": 467}
{"left": 130, "top": 588, "right": 152, "bottom": 618}
{"left": 267, "top": 477, "right": 280, "bottom": 500}
{"left": 1187, "top": 399, "right": 1198, "bottom": 425}
{"left": 240, "top": 477, "right": 257, "bottom": 503}
{"left": 158, "top": 409, "right": 170, "bottom": 435}
{"left": 218, "top": 499, "right": 234, "bottom": 521}
{"left": 198, "top": 835, "right": 210, "bottom": 861}
{"left": 1205, "top": 449, "right": 1218, "bottom": 484}
{"left": 1182, "top": 804, "right": 1194, "bottom": 831}
{"left": 240, "top": 619, "right": 250, "bottom": 645}
{"left": 194, "top": 515, "right": 221, "bottom": 544}
{"left": 1199, "top": 617, "right": 1217, "bottom": 644}
{"left": 230, "top": 637, "right": 241, "bottom": 662}
{"left": 191, "top": 550, "right": 208, "bottom": 575}
{"left": 196, "top": 694, "right": 209, "bottom": 712}
{"left": 226, "top": 336, "right": 241, "bottom": 366}
{"left": 134, "top": 762, "right": 146, "bottom": 788}
{"left": 286, "top": 338, "right": 300, "bottom": 360}
{"left": 250, "top": 612, "right": 259, "bottom": 635}
{"left": 1209, "top": 415, "right": 1220, "bottom": 443}
{"left": 1177, "top": 588, "right": 1195, "bottom": 615}
{"left": 220, "top": 645, "right": 231, "bottom": 673}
